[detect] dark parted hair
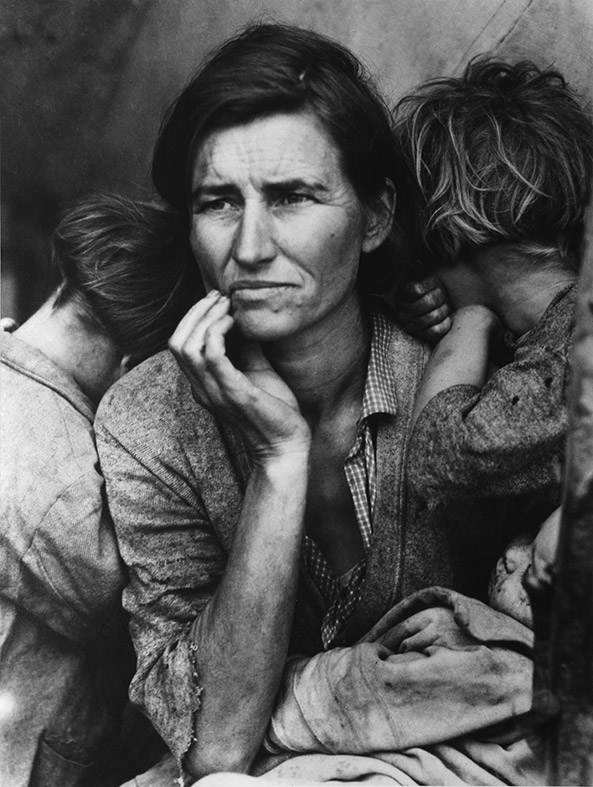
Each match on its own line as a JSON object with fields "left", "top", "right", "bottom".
{"left": 393, "top": 57, "right": 593, "bottom": 269}
{"left": 52, "top": 194, "right": 203, "bottom": 364}
{"left": 152, "top": 22, "right": 412, "bottom": 294}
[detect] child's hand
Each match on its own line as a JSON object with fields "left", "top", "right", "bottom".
{"left": 395, "top": 275, "right": 452, "bottom": 343}
{"left": 525, "top": 508, "right": 561, "bottom": 594}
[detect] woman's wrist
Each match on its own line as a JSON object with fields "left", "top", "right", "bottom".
{"left": 250, "top": 439, "right": 311, "bottom": 477}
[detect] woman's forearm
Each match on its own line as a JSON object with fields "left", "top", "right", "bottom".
{"left": 167, "top": 291, "right": 315, "bottom": 776}
{"left": 184, "top": 447, "right": 309, "bottom": 778}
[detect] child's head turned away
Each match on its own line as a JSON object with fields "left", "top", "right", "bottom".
{"left": 394, "top": 57, "right": 593, "bottom": 273}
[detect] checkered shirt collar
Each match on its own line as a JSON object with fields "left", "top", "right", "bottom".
{"left": 360, "top": 306, "right": 399, "bottom": 422}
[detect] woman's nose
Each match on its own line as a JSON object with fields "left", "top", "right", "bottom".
{"left": 232, "top": 201, "right": 275, "bottom": 267}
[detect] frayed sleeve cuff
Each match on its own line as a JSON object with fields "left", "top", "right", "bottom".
{"left": 133, "top": 630, "right": 204, "bottom": 764}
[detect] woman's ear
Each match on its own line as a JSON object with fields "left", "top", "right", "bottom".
{"left": 361, "top": 179, "right": 396, "bottom": 253}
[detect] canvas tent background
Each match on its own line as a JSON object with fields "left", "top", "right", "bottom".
{"left": 2, "top": 0, "right": 593, "bottom": 322}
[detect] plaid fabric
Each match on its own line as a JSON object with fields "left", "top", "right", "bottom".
{"left": 303, "top": 308, "right": 399, "bottom": 648}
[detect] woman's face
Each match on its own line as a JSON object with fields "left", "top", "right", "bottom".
{"left": 189, "top": 111, "right": 381, "bottom": 342}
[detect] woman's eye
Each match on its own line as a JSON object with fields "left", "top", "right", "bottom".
{"left": 276, "top": 193, "right": 312, "bottom": 207}
{"left": 197, "top": 199, "right": 237, "bottom": 213}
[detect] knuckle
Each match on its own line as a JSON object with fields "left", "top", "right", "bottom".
{"left": 415, "top": 282, "right": 431, "bottom": 296}
{"left": 403, "top": 280, "right": 427, "bottom": 299}
{"left": 203, "top": 334, "right": 223, "bottom": 363}
{"left": 414, "top": 277, "right": 432, "bottom": 295}
{"left": 429, "top": 305, "right": 450, "bottom": 323}
{"left": 415, "top": 276, "right": 438, "bottom": 296}
{"left": 202, "top": 327, "right": 214, "bottom": 350}
{"left": 182, "top": 344, "right": 200, "bottom": 363}
{"left": 427, "top": 290, "right": 445, "bottom": 308}
{"left": 417, "top": 312, "right": 438, "bottom": 329}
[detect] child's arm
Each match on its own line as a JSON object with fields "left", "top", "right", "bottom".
{"left": 407, "top": 294, "right": 574, "bottom": 503}
{"left": 411, "top": 305, "right": 501, "bottom": 429}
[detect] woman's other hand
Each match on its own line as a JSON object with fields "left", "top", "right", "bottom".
{"left": 169, "top": 290, "right": 310, "bottom": 461}
{"left": 380, "top": 606, "right": 477, "bottom": 653}
{"left": 395, "top": 276, "right": 452, "bottom": 343}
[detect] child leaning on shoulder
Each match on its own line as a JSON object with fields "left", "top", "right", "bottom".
{"left": 393, "top": 57, "right": 593, "bottom": 615}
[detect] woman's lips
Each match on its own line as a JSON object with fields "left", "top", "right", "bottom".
{"left": 229, "top": 282, "right": 295, "bottom": 300}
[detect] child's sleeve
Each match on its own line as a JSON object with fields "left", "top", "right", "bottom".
{"left": 407, "top": 340, "right": 569, "bottom": 502}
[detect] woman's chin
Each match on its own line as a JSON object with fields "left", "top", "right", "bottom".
{"left": 232, "top": 311, "right": 296, "bottom": 343}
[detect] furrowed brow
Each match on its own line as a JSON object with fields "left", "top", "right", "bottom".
{"left": 191, "top": 183, "right": 239, "bottom": 202}
{"left": 265, "top": 178, "right": 328, "bottom": 194}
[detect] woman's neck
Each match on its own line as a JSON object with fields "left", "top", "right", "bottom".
{"left": 263, "top": 294, "right": 370, "bottom": 425}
